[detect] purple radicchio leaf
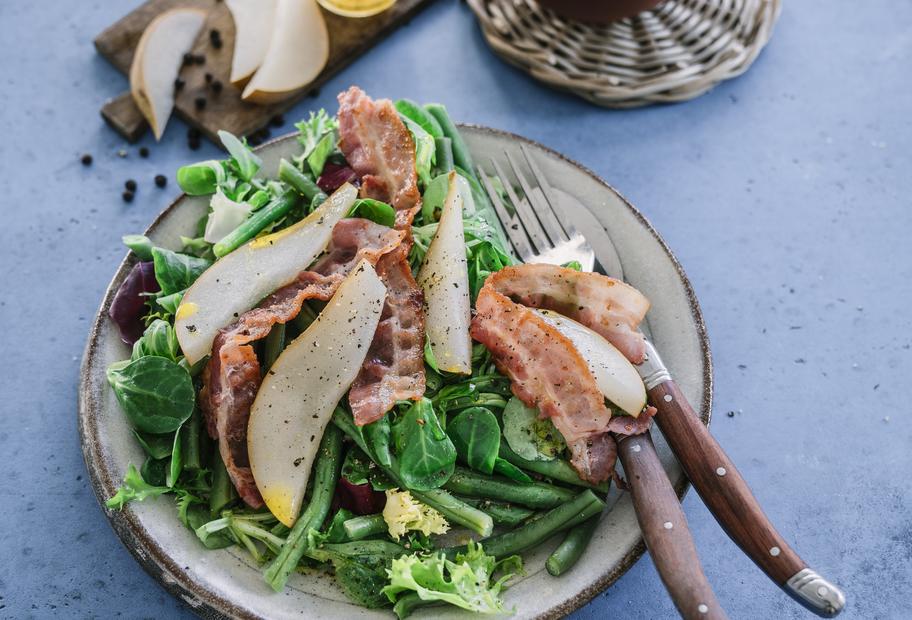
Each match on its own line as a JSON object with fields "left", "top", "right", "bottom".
{"left": 109, "top": 261, "right": 160, "bottom": 345}
{"left": 317, "top": 162, "right": 359, "bottom": 194}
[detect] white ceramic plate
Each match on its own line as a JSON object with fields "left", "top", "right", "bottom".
{"left": 79, "top": 127, "right": 712, "bottom": 619}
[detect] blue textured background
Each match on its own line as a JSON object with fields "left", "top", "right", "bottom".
{"left": 1, "top": 0, "right": 909, "bottom": 618}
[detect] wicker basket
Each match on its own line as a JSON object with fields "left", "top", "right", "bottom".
{"left": 467, "top": 0, "right": 781, "bottom": 107}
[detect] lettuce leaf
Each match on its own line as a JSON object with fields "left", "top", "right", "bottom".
{"left": 382, "top": 541, "right": 522, "bottom": 616}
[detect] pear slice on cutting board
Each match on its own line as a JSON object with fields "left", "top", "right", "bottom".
{"left": 226, "top": 0, "right": 278, "bottom": 87}
{"left": 129, "top": 8, "right": 207, "bottom": 140}
{"left": 248, "top": 260, "right": 387, "bottom": 526}
{"left": 241, "top": 0, "right": 329, "bottom": 104}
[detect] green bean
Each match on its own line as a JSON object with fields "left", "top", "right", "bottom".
{"left": 393, "top": 592, "right": 440, "bottom": 619}
{"left": 458, "top": 497, "right": 535, "bottom": 526}
{"left": 546, "top": 514, "right": 599, "bottom": 576}
{"left": 342, "top": 514, "right": 388, "bottom": 541}
{"left": 395, "top": 99, "right": 444, "bottom": 138}
{"left": 331, "top": 409, "right": 494, "bottom": 537}
{"left": 434, "top": 137, "right": 454, "bottom": 174}
{"left": 264, "top": 424, "right": 343, "bottom": 591}
{"left": 181, "top": 407, "right": 203, "bottom": 471}
{"left": 213, "top": 190, "right": 298, "bottom": 258}
{"left": 447, "top": 490, "right": 604, "bottom": 559}
{"left": 278, "top": 158, "right": 327, "bottom": 203}
{"left": 263, "top": 323, "right": 285, "bottom": 372}
{"left": 443, "top": 467, "right": 576, "bottom": 509}
{"left": 292, "top": 302, "right": 320, "bottom": 333}
{"left": 424, "top": 104, "right": 474, "bottom": 175}
{"left": 209, "top": 446, "right": 236, "bottom": 515}
{"left": 309, "top": 539, "right": 406, "bottom": 561}
{"left": 498, "top": 443, "right": 610, "bottom": 493}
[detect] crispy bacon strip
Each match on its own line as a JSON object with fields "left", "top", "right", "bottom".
{"left": 201, "top": 219, "right": 404, "bottom": 506}
{"left": 337, "top": 86, "right": 421, "bottom": 213}
{"left": 483, "top": 264, "right": 650, "bottom": 364}
{"left": 348, "top": 244, "right": 426, "bottom": 425}
{"left": 337, "top": 86, "right": 426, "bottom": 424}
{"left": 471, "top": 264, "right": 652, "bottom": 483}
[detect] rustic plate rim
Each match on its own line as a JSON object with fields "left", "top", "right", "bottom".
{"left": 78, "top": 125, "right": 713, "bottom": 620}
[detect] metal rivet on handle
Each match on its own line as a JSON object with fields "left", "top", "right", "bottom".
{"left": 663, "top": 521, "right": 673, "bottom": 530}
{"left": 632, "top": 444, "right": 641, "bottom": 453}
{"left": 716, "top": 467, "right": 727, "bottom": 476}
{"left": 663, "top": 394, "right": 673, "bottom": 402}
{"left": 698, "top": 604, "right": 709, "bottom": 614}
{"left": 770, "top": 546, "right": 781, "bottom": 556}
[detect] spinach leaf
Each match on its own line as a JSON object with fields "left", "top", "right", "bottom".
{"left": 400, "top": 115, "right": 434, "bottom": 188}
{"left": 167, "top": 425, "right": 183, "bottom": 487}
{"left": 307, "top": 132, "right": 335, "bottom": 177}
{"left": 106, "top": 464, "right": 170, "bottom": 510}
{"left": 363, "top": 416, "right": 393, "bottom": 468}
{"left": 177, "top": 160, "right": 226, "bottom": 195}
{"left": 446, "top": 407, "right": 500, "bottom": 474}
{"left": 122, "top": 234, "right": 154, "bottom": 261}
{"left": 151, "top": 247, "right": 210, "bottom": 296}
{"left": 133, "top": 429, "right": 174, "bottom": 459}
{"left": 325, "top": 508, "right": 355, "bottom": 543}
{"left": 349, "top": 198, "right": 396, "bottom": 228}
{"left": 132, "top": 319, "right": 181, "bottom": 362}
{"left": 154, "top": 290, "right": 185, "bottom": 317}
{"left": 392, "top": 398, "right": 456, "bottom": 491}
{"left": 106, "top": 356, "right": 195, "bottom": 434}
{"left": 218, "top": 130, "right": 262, "bottom": 182}
{"left": 141, "top": 456, "right": 168, "bottom": 487}
{"left": 342, "top": 446, "right": 372, "bottom": 485}
{"left": 186, "top": 504, "right": 235, "bottom": 549}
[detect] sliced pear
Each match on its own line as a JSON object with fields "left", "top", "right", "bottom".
{"left": 535, "top": 309, "right": 646, "bottom": 417}
{"left": 241, "top": 0, "right": 329, "bottom": 104}
{"left": 225, "top": 0, "right": 277, "bottom": 87}
{"left": 248, "top": 260, "right": 386, "bottom": 526}
{"left": 130, "top": 9, "right": 207, "bottom": 140}
{"left": 417, "top": 172, "right": 472, "bottom": 374}
{"left": 175, "top": 183, "right": 358, "bottom": 365}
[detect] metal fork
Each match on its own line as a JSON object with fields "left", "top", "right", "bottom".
{"left": 477, "top": 144, "right": 845, "bottom": 619}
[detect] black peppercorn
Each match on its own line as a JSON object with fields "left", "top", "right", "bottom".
{"left": 125, "top": 179, "right": 137, "bottom": 192}
{"left": 193, "top": 53, "right": 206, "bottom": 65}
{"left": 80, "top": 153, "right": 93, "bottom": 166}
{"left": 139, "top": 146, "right": 150, "bottom": 158}
{"left": 182, "top": 53, "right": 193, "bottom": 66}
{"left": 211, "top": 38, "right": 222, "bottom": 50}
{"left": 122, "top": 190, "right": 134, "bottom": 203}
{"left": 154, "top": 174, "right": 167, "bottom": 188}
{"left": 210, "top": 80, "right": 223, "bottom": 94}
{"left": 188, "top": 127, "right": 201, "bottom": 140}
{"left": 174, "top": 77, "right": 185, "bottom": 91}
{"left": 270, "top": 114, "right": 285, "bottom": 127}
{"left": 204, "top": 72, "right": 213, "bottom": 83}
{"left": 194, "top": 97, "right": 207, "bottom": 110}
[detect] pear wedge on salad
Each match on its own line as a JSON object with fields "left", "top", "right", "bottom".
{"left": 535, "top": 309, "right": 646, "bottom": 416}
{"left": 248, "top": 260, "right": 386, "bottom": 527}
{"left": 175, "top": 183, "right": 358, "bottom": 365}
{"left": 417, "top": 172, "right": 472, "bottom": 374}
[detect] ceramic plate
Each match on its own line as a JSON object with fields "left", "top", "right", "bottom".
{"left": 79, "top": 126, "right": 712, "bottom": 619}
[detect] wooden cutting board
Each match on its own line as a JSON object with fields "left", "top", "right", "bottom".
{"left": 95, "top": 0, "right": 435, "bottom": 143}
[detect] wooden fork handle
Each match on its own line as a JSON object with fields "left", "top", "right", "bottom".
{"left": 648, "top": 379, "right": 846, "bottom": 617}
{"left": 617, "top": 432, "right": 726, "bottom": 620}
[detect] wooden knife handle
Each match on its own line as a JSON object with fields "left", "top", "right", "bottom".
{"left": 649, "top": 379, "right": 846, "bottom": 617}
{"left": 617, "top": 432, "right": 726, "bottom": 620}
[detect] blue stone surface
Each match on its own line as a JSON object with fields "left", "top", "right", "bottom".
{"left": 0, "top": 0, "right": 909, "bottom": 617}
